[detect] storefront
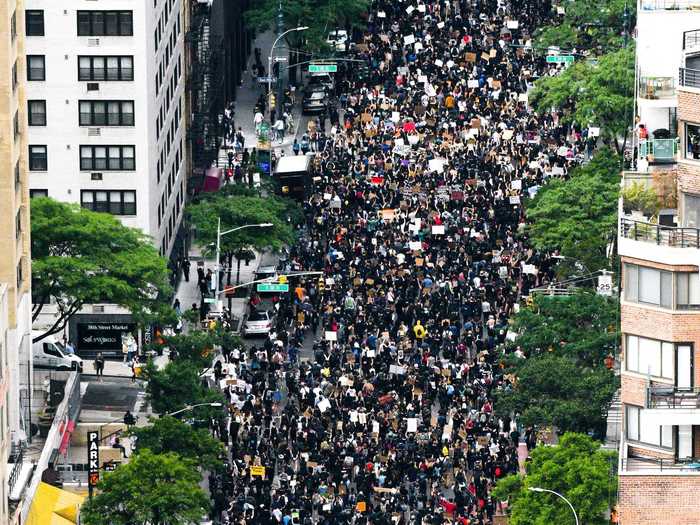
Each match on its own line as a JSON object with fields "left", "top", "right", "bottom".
{"left": 69, "top": 314, "right": 136, "bottom": 358}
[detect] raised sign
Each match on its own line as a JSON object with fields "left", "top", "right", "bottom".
{"left": 309, "top": 63, "right": 338, "bottom": 73}
{"left": 88, "top": 430, "right": 99, "bottom": 487}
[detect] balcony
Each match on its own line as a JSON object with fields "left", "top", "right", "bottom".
{"left": 648, "top": 386, "right": 700, "bottom": 408}
{"left": 679, "top": 67, "right": 700, "bottom": 89}
{"left": 642, "top": 0, "right": 700, "bottom": 9}
{"left": 622, "top": 456, "right": 700, "bottom": 472}
{"left": 621, "top": 219, "right": 700, "bottom": 247}
{"left": 639, "top": 76, "right": 676, "bottom": 100}
{"left": 684, "top": 29, "right": 700, "bottom": 50}
{"left": 639, "top": 138, "right": 680, "bottom": 163}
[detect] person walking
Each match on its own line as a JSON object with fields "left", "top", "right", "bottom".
{"left": 94, "top": 352, "right": 105, "bottom": 379}
{"left": 182, "top": 257, "right": 191, "bottom": 282}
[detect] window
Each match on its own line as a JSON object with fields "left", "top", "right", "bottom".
{"left": 78, "top": 56, "right": 133, "bottom": 81}
{"left": 80, "top": 145, "right": 135, "bottom": 171}
{"left": 28, "top": 100, "right": 46, "bottom": 126}
{"left": 29, "top": 145, "right": 48, "bottom": 171}
{"left": 676, "top": 272, "right": 700, "bottom": 310}
{"left": 11, "top": 12, "right": 16, "bottom": 41}
{"left": 13, "top": 111, "right": 19, "bottom": 140}
{"left": 625, "top": 335, "right": 675, "bottom": 379}
{"left": 624, "top": 264, "right": 672, "bottom": 308}
{"left": 16, "top": 259, "right": 22, "bottom": 289}
{"left": 25, "top": 10, "right": 44, "bottom": 36}
{"left": 27, "top": 55, "right": 46, "bottom": 80}
{"left": 77, "top": 11, "right": 133, "bottom": 36}
{"left": 30, "top": 189, "right": 48, "bottom": 199}
{"left": 79, "top": 100, "right": 134, "bottom": 126}
{"left": 626, "top": 405, "right": 673, "bottom": 448}
{"left": 12, "top": 61, "right": 17, "bottom": 91}
{"left": 683, "top": 193, "right": 700, "bottom": 228}
{"left": 687, "top": 123, "right": 700, "bottom": 160}
{"left": 15, "top": 209, "right": 21, "bottom": 239}
{"left": 81, "top": 190, "right": 136, "bottom": 215}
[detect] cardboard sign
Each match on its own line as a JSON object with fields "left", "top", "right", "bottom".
{"left": 380, "top": 209, "right": 396, "bottom": 220}
{"left": 357, "top": 502, "right": 367, "bottom": 512}
{"left": 465, "top": 52, "right": 477, "bottom": 63}
{"left": 251, "top": 466, "right": 266, "bottom": 477}
{"left": 403, "top": 34, "right": 416, "bottom": 45}
{"left": 389, "top": 364, "right": 406, "bottom": 375}
{"left": 325, "top": 331, "right": 338, "bottom": 341}
{"left": 522, "top": 264, "right": 538, "bottom": 275}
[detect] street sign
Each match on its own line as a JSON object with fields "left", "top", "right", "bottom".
{"left": 204, "top": 297, "right": 218, "bottom": 304}
{"left": 597, "top": 274, "right": 613, "bottom": 296}
{"left": 546, "top": 55, "right": 575, "bottom": 64}
{"left": 257, "top": 283, "right": 289, "bottom": 293}
{"left": 88, "top": 431, "right": 99, "bottom": 487}
{"left": 274, "top": 56, "right": 288, "bottom": 62}
{"left": 309, "top": 63, "right": 338, "bottom": 73}
{"left": 257, "top": 76, "right": 276, "bottom": 83}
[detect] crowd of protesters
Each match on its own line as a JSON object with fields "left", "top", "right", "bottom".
{"left": 204, "top": 0, "right": 599, "bottom": 523}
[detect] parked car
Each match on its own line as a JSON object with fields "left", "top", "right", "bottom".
{"left": 303, "top": 87, "right": 329, "bottom": 114}
{"left": 307, "top": 73, "right": 335, "bottom": 92}
{"left": 243, "top": 310, "right": 274, "bottom": 336}
{"left": 326, "top": 30, "right": 349, "bottom": 52}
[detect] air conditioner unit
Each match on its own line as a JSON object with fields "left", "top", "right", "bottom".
{"left": 87, "top": 83, "right": 99, "bottom": 91}
{"left": 87, "top": 128, "right": 101, "bottom": 137}
{"left": 92, "top": 305, "right": 105, "bottom": 313}
{"left": 91, "top": 173, "right": 103, "bottom": 181}
{"left": 87, "top": 38, "right": 100, "bottom": 47}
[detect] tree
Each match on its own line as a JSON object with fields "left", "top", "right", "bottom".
{"left": 494, "top": 354, "right": 618, "bottom": 437}
{"left": 80, "top": 450, "right": 209, "bottom": 525}
{"left": 508, "top": 291, "right": 619, "bottom": 368}
{"left": 130, "top": 416, "right": 224, "bottom": 470}
{"left": 535, "top": 0, "right": 633, "bottom": 54}
{"left": 530, "top": 47, "right": 634, "bottom": 155}
{"left": 492, "top": 433, "right": 617, "bottom": 525}
{"left": 142, "top": 360, "right": 224, "bottom": 417}
{"left": 30, "top": 198, "right": 173, "bottom": 343}
{"left": 186, "top": 192, "right": 297, "bottom": 284}
{"left": 526, "top": 150, "right": 619, "bottom": 273}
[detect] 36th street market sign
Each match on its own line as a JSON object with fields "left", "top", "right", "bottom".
{"left": 546, "top": 55, "right": 575, "bottom": 64}
{"left": 88, "top": 430, "right": 100, "bottom": 487}
{"left": 308, "top": 63, "right": 338, "bottom": 73}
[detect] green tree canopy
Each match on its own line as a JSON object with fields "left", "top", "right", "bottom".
{"left": 526, "top": 150, "right": 620, "bottom": 272}
{"left": 130, "top": 416, "right": 224, "bottom": 470}
{"left": 31, "top": 198, "right": 173, "bottom": 343}
{"left": 80, "top": 449, "right": 210, "bottom": 525}
{"left": 530, "top": 47, "right": 634, "bottom": 154}
{"left": 494, "top": 354, "right": 618, "bottom": 437}
{"left": 492, "top": 433, "right": 616, "bottom": 525}
{"left": 509, "top": 291, "right": 619, "bottom": 368}
{"left": 535, "top": 0, "right": 634, "bottom": 54}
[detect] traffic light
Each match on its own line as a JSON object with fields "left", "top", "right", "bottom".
{"left": 278, "top": 275, "right": 288, "bottom": 284}
{"left": 269, "top": 93, "right": 276, "bottom": 108}
{"left": 318, "top": 277, "right": 325, "bottom": 291}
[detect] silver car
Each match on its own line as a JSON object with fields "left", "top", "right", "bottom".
{"left": 243, "top": 310, "right": 274, "bottom": 336}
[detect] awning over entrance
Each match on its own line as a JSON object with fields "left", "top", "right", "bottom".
{"left": 27, "top": 481, "right": 85, "bottom": 525}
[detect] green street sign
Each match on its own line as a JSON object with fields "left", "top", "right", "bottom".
{"left": 204, "top": 298, "right": 218, "bottom": 304}
{"left": 546, "top": 55, "right": 574, "bottom": 64}
{"left": 309, "top": 63, "right": 338, "bottom": 73}
{"left": 257, "top": 283, "right": 289, "bottom": 293}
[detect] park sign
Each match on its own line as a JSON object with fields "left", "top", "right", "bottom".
{"left": 257, "top": 283, "right": 289, "bottom": 293}
{"left": 88, "top": 431, "right": 99, "bottom": 487}
{"left": 546, "top": 55, "right": 574, "bottom": 64}
{"left": 309, "top": 63, "right": 338, "bottom": 73}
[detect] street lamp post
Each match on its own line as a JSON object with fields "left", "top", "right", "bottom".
{"left": 267, "top": 25, "right": 308, "bottom": 122}
{"left": 214, "top": 221, "right": 274, "bottom": 311}
{"left": 166, "top": 402, "right": 223, "bottom": 418}
{"left": 528, "top": 487, "right": 580, "bottom": 525}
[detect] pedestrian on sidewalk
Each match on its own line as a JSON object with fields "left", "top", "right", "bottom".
{"left": 275, "top": 117, "right": 285, "bottom": 144}
{"left": 300, "top": 134, "right": 310, "bottom": 155}
{"left": 182, "top": 257, "right": 191, "bottom": 282}
{"left": 94, "top": 353, "right": 105, "bottom": 379}
{"left": 236, "top": 128, "right": 245, "bottom": 150}
{"left": 292, "top": 139, "right": 300, "bottom": 155}
{"left": 227, "top": 149, "right": 235, "bottom": 169}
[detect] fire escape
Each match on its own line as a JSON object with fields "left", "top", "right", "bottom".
{"left": 186, "top": 0, "right": 225, "bottom": 191}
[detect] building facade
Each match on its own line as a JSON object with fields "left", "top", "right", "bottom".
{"left": 23, "top": 0, "right": 188, "bottom": 261}
{"left": 0, "top": 0, "right": 33, "bottom": 522}
{"left": 618, "top": 3, "right": 700, "bottom": 522}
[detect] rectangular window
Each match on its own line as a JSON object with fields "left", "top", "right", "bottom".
{"left": 28, "top": 145, "right": 47, "bottom": 171}
{"left": 687, "top": 123, "right": 700, "bottom": 161}
{"left": 676, "top": 272, "right": 700, "bottom": 310}
{"left": 77, "top": 11, "right": 133, "bottom": 36}
{"left": 78, "top": 55, "right": 134, "bottom": 81}
{"left": 79, "top": 100, "right": 134, "bottom": 126}
{"left": 626, "top": 405, "right": 672, "bottom": 448}
{"left": 13, "top": 111, "right": 19, "bottom": 140}
{"left": 81, "top": 190, "right": 136, "bottom": 215}
{"left": 28, "top": 100, "right": 46, "bottom": 126}
{"left": 15, "top": 209, "right": 21, "bottom": 239}
{"left": 25, "top": 10, "right": 44, "bottom": 36}
{"left": 624, "top": 264, "right": 673, "bottom": 308}
{"left": 683, "top": 193, "right": 700, "bottom": 228}
{"left": 30, "top": 189, "right": 48, "bottom": 199}
{"left": 12, "top": 61, "right": 17, "bottom": 91}
{"left": 79, "top": 145, "right": 135, "bottom": 171}
{"left": 27, "top": 55, "right": 46, "bottom": 80}
{"left": 11, "top": 12, "right": 16, "bottom": 41}
{"left": 16, "top": 259, "right": 23, "bottom": 289}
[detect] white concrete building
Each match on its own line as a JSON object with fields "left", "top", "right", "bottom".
{"left": 24, "top": 0, "right": 188, "bottom": 258}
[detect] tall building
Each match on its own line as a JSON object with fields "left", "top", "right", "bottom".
{"left": 0, "top": 0, "right": 34, "bottom": 522}
{"left": 23, "top": 0, "right": 189, "bottom": 265}
{"left": 618, "top": 2, "right": 700, "bottom": 523}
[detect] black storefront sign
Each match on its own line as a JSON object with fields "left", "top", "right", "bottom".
{"left": 88, "top": 430, "right": 99, "bottom": 488}
{"left": 77, "top": 322, "right": 136, "bottom": 356}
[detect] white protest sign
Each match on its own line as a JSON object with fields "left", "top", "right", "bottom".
{"left": 378, "top": 10, "right": 386, "bottom": 17}
{"left": 467, "top": 79, "right": 479, "bottom": 88}
{"left": 434, "top": 59, "right": 444, "bottom": 67}
{"left": 511, "top": 179, "right": 522, "bottom": 190}
{"left": 507, "top": 20, "right": 519, "bottom": 29}
{"left": 437, "top": 21, "right": 445, "bottom": 29}
{"left": 509, "top": 195, "right": 520, "bottom": 204}
{"left": 325, "top": 331, "right": 338, "bottom": 341}
{"left": 589, "top": 127, "right": 600, "bottom": 137}
{"left": 391, "top": 111, "right": 401, "bottom": 123}
{"left": 522, "top": 263, "right": 538, "bottom": 275}
{"left": 415, "top": 42, "right": 424, "bottom": 51}
{"left": 409, "top": 241, "right": 423, "bottom": 251}
{"left": 318, "top": 398, "right": 331, "bottom": 412}
{"left": 407, "top": 418, "right": 418, "bottom": 433}
{"left": 389, "top": 364, "right": 406, "bottom": 375}
{"left": 372, "top": 421, "right": 380, "bottom": 434}
{"left": 403, "top": 34, "right": 416, "bottom": 45}
{"left": 432, "top": 225, "right": 445, "bottom": 235}
{"left": 406, "top": 5, "right": 415, "bottom": 14}
{"left": 428, "top": 158, "right": 447, "bottom": 173}
{"left": 417, "top": 3, "right": 425, "bottom": 12}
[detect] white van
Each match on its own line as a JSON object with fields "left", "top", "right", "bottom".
{"left": 32, "top": 333, "right": 83, "bottom": 371}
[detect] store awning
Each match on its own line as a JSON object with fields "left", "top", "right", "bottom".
{"left": 27, "top": 482, "right": 85, "bottom": 525}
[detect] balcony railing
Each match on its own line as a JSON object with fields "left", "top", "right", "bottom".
{"left": 642, "top": 0, "right": 700, "bottom": 9}
{"left": 684, "top": 29, "right": 700, "bottom": 50}
{"left": 679, "top": 67, "right": 700, "bottom": 89}
{"left": 639, "top": 138, "right": 679, "bottom": 161}
{"left": 623, "top": 456, "right": 700, "bottom": 472}
{"left": 620, "top": 218, "right": 700, "bottom": 247}
{"left": 647, "top": 386, "right": 700, "bottom": 408}
{"left": 639, "top": 76, "right": 676, "bottom": 99}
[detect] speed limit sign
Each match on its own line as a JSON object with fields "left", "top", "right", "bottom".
{"left": 597, "top": 274, "right": 613, "bottom": 296}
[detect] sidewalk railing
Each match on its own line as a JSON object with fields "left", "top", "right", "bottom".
{"left": 620, "top": 218, "right": 700, "bottom": 247}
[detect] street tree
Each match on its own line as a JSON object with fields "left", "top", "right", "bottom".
{"left": 80, "top": 449, "right": 209, "bottom": 525}
{"left": 535, "top": 0, "right": 633, "bottom": 54}
{"left": 492, "top": 433, "right": 617, "bottom": 525}
{"left": 494, "top": 354, "right": 618, "bottom": 438}
{"left": 186, "top": 192, "right": 297, "bottom": 284}
{"left": 530, "top": 47, "right": 635, "bottom": 155}
{"left": 30, "top": 197, "right": 172, "bottom": 343}
{"left": 130, "top": 416, "right": 224, "bottom": 470}
{"left": 508, "top": 291, "right": 619, "bottom": 368}
{"left": 526, "top": 150, "right": 620, "bottom": 273}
